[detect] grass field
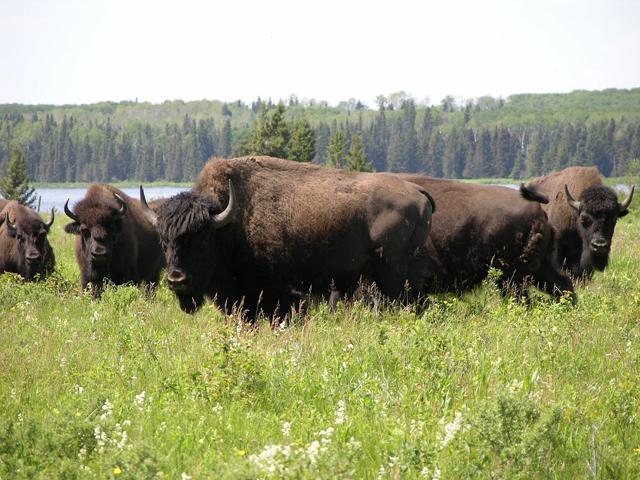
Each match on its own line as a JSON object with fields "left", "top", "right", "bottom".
{"left": 1, "top": 211, "right": 639, "bottom": 479}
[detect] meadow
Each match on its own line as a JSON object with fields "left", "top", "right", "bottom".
{"left": 1, "top": 210, "right": 639, "bottom": 479}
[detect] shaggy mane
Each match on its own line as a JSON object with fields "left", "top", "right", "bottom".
{"left": 157, "top": 191, "right": 220, "bottom": 238}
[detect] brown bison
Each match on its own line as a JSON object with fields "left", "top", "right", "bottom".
{"left": 0, "top": 200, "right": 55, "bottom": 280}
{"left": 141, "top": 156, "right": 435, "bottom": 316}
{"left": 64, "top": 184, "right": 164, "bottom": 296}
{"left": 525, "top": 167, "right": 635, "bottom": 278}
{"left": 395, "top": 175, "right": 575, "bottom": 301}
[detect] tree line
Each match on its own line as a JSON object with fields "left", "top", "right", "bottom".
{"left": 1, "top": 90, "right": 640, "bottom": 183}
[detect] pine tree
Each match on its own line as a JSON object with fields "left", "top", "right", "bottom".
{"left": 288, "top": 118, "right": 316, "bottom": 162}
{"left": 326, "top": 130, "right": 348, "bottom": 168}
{"left": 345, "top": 132, "right": 373, "bottom": 172}
{"left": 220, "top": 119, "right": 232, "bottom": 157}
{"left": 249, "top": 102, "right": 290, "bottom": 158}
{"left": 0, "top": 148, "right": 37, "bottom": 207}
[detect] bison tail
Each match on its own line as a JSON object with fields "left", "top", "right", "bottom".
{"left": 519, "top": 183, "right": 549, "bottom": 204}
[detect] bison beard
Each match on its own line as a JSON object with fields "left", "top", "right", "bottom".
{"left": 145, "top": 156, "right": 435, "bottom": 318}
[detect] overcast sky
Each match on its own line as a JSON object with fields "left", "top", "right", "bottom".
{"left": 1, "top": 0, "right": 638, "bottom": 106}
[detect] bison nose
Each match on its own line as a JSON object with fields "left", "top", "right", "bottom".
{"left": 590, "top": 239, "right": 609, "bottom": 253}
{"left": 167, "top": 270, "right": 190, "bottom": 290}
{"left": 26, "top": 253, "right": 41, "bottom": 264}
{"left": 90, "top": 250, "right": 108, "bottom": 266}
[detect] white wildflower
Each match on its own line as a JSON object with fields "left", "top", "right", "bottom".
{"left": 78, "top": 446, "right": 87, "bottom": 460}
{"left": 134, "top": 391, "right": 146, "bottom": 411}
{"left": 59, "top": 356, "right": 67, "bottom": 371}
{"left": 306, "top": 440, "right": 321, "bottom": 465}
{"left": 441, "top": 411, "right": 463, "bottom": 448}
{"left": 322, "top": 368, "right": 330, "bottom": 382}
{"left": 347, "top": 436, "right": 361, "bottom": 450}
{"left": 249, "top": 444, "right": 291, "bottom": 474}
{"left": 376, "top": 464, "right": 386, "bottom": 479}
{"left": 158, "top": 421, "right": 167, "bottom": 432}
{"left": 282, "top": 421, "right": 291, "bottom": 437}
{"left": 335, "top": 399, "right": 346, "bottom": 425}
{"left": 213, "top": 403, "right": 223, "bottom": 415}
{"left": 73, "top": 384, "right": 84, "bottom": 395}
{"left": 181, "top": 473, "right": 191, "bottom": 480}
{"left": 94, "top": 425, "right": 108, "bottom": 454}
{"left": 100, "top": 399, "right": 113, "bottom": 421}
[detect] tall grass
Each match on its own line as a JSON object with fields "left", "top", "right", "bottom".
{"left": 1, "top": 213, "right": 639, "bottom": 478}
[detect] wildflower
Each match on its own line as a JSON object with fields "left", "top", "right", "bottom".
{"left": 335, "top": 399, "right": 346, "bottom": 425}
{"left": 282, "top": 421, "right": 291, "bottom": 437}
{"left": 100, "top": 399, "right": 113, "bottom": 421}
{"left": 181, "top": 473, "right": 191, "bottom": 480}
{"left": 441, "top": 411, "right": 463, "bottom": 448}
{"left": 73, "top": 384, "right": 84, "bottom": 395}
{"left": 113, "top": 466, "right": 122, "bottom": 475}
{"left": 94, "top": 425, "right": 108, "bottom": 454}
{"left": 213, "top": 403, "right": 223, "bottom": 415}
{"left": 322, "top": 369, "right": 330, "bottom": 382}
{"left": 347, "top": 436, "right": 361, "bottom": 450}
{"left": 59, "top": 356, "right": 67, "bottom": 371}
{"left": 134, "top": 391, "right": 146, "bottom": 412}
{"left": 306, "top": 440, "right": 321, "bottom": 465}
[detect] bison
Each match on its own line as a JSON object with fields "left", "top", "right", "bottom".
{"left": 394, "top": 175, "right": 575, "bottom": 301}
{"left": 63, "top": 184, "right": 165, "bottom": 296}
{"left": 0, "top": 200, "right": 55, "bottom": 280}
{"left": 141, "top": 156, "right": 435, "bottom": 317}
{"left": 524, "top": 166, "right": 635, "bottom": 278}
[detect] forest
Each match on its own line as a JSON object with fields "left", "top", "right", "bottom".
{"left": 1, "top": 88, "right": 639, "bottom": 183}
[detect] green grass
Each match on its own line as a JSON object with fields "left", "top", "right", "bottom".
{"left": 1, "top": 213, "right": 639, "bottom": 478}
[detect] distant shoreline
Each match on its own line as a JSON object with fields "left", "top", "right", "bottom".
{"left": 31, "top": 176, "right": 636, "bottom": 189}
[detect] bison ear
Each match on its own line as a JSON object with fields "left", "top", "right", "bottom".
{"left": 4, "top": 212, "right": 17, "bottom": 237}
{"left": 64, "top": 222, "right": 81, "bottom": 235}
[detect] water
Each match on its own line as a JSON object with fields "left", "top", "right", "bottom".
{"left": 33, "top": 186, "right": 188, "bottom": 213}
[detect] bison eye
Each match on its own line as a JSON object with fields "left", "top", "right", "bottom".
{"left": 581, "top": 216, "right": 592, "bottom": 228}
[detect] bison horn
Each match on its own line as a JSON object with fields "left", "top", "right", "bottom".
{"left": 619, "top": 185, "right": 635, "bottom": 212}
{"left": 4, "top": 211, "right": 16, "bottom": 230}
{"left": 564, "top": 185, "right": 581, "bottom": 211}
{"left": 45, "top": 207, "right": 55, "bottom": 229}
{"left": 64, "top": 199, "right": 79, "bottom": 222}
{"left": 139, "top": 185, "right": 158, "bottom": 226}
{"left": 113, "top": 193, "right": 127, "bottom": 215}
{"left": 213, "top": 179, "right": 236, "bottom": 229}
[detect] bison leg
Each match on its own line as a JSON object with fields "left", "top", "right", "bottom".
{"left": 532, "top": 262, "right": 577, "bottom": 304}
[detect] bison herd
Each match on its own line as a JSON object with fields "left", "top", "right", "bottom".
{"left": 0, "top": 158, "right": 635, "bottom": 320}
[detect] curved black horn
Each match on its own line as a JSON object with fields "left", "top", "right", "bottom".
{"left": 45, "top": 207, "right": 55, "bottom": 228}
{"left": 619, "top": 184, "right": 635, "bottom": 211}
{"left": 113, "top": 193, "right": 127, "bottom": 215}
{"left": 139, "top": 185, "right": 158, "bottom": 226}
{"left": 64, "top": 199, "right": 79, "bottom": 222}
{"left": 4, "top": 211, "right": 15, "bottom": 229}
{"left": 212, "top": 179, "right": 236, "bottom": 228}
{"left": 564, "top": 184, "right": 581, "bottom": 211}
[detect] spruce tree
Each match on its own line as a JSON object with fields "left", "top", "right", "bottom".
{"left": 326, "top": 130, "right": 348, "bottom": 168}
{"left": 345, "top": 132, "right": 373, "bottom": 172}
{"left": 0, "top": 148, "right": 37, "bottom": 207}
{"left": 288, "top": 118, "right": 316, "bottom": 162}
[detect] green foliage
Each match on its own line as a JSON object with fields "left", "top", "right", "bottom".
{"left": 326, "top": 130, "right": 348, "bottom": 168}
{"left": 0, "top": 148, "right": 37, "bottom": 207}
{"left": 0, "top": 206, "right": 639, "bottom": 477}
{"left": 345, "top": 132, "right": 373, "bottom": 172}
{"left": 249, "top": 102, "right": 290, "bottom": 158}
{"left": 287, "top": 118, "right": 316, "bottom": 162}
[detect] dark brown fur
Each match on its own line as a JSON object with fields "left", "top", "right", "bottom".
{"left": 64, "top": 184, "right": 164, "bottom": 296}
{"left": 0, "top": 201, "right": 55, "bottom": 280}
{"left": 525, "top": 167, "right": 634, "bottom": 278}
{"left": 155, "top": 156, "right": 434, "bottom": 316}
{"left": 396, "top": 175, "right": 575, "bottom": 300}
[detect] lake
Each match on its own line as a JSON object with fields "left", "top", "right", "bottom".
{"left": 29, "top": 183, "right": 634, "bottom": 214}
{"left": 32, "top": 186, "right": 188, "bottom": 213}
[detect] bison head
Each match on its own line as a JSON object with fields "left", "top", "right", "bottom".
{"left": 140, "top": 181, "right": 235, "bottom": 313}
{"left": 64, "top": 193, "right": 127, "bottom": 276}
{"left": 1, "top": 205, "right": 54, "bottom": 279}
{"left": 565, "top": 184, "right": 635, "bottom": 272}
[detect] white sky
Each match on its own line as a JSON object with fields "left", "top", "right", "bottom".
{"left": 1, "top": 0, "right": 639, "bottom": 106}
